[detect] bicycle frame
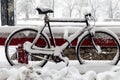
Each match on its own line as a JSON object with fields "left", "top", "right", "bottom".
{"left": 24, "top": 14, "right": 95, "bottom": 57}
{"left": 5, "top": 8, "right": 120, "bottom": 66}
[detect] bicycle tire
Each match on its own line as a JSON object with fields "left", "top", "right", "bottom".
{"left": 5, "top": 28, "right": 50, "bottom": 67}
{"left": 77, "top": 28, "right": 120, "bottom": 65}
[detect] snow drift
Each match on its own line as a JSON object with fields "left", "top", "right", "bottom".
{"left": 0, "top": 66, "right": 120, "bottom": 80}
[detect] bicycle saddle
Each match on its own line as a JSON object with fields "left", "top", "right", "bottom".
{"left": 36, "top": 7, "right": 53, "bottom": 14}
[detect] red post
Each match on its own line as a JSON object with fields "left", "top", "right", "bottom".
{"left": 17, "top": 44, "right": 28, "bottom": 64}
{"left": 24, "top": 52, "right": 28, "bottom": 64}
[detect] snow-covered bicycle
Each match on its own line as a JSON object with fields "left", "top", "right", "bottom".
{"left": 5, "top": 7, "right": 120, "bottom": 67}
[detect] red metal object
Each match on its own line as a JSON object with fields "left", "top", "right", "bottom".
{"left": 0, "top": 38, "right": 119, "bottom": 46}
{"left": 24, "top": 52, "right": 28, "bottom": 64}
{"left": 17, "top": 44, "right": 28, "bottom": 64}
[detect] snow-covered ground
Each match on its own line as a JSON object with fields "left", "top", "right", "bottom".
{"left": 1, "top": 46, "right": 120, "bottom": 80}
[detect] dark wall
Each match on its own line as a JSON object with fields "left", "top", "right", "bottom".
{"left": 1, "top": 0, "right": 14, "bottom": 26}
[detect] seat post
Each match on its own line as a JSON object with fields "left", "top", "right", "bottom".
{"left": 44, "top": 14, "right": 56, "bottom": 47}
{"left": 44, "top": 14, "right": 49, "bottom": 23}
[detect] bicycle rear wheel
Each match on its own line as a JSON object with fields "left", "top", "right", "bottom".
{"left": 5, "top": 28, "right": 50, "bottom": 67}
{"left": 77, "top": 29, "right": 120, "bottom": 65}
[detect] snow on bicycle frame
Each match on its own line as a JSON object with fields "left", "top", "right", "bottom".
{"left": 23, "top": 8, "right": 97, "bottom": 65}
{"left": 5, "top": 7, "right": 120, "bottom": 66}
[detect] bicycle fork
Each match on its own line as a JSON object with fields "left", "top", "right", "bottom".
{"left": 89, "top": 30, "right": 102, "bottom": 54}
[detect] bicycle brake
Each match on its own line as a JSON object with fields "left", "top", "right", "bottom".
{"left": 90, "top": 28, "right": 95, "bottom": 36}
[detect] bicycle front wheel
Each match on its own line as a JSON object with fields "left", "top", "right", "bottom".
{"left": 77, "top": 29, "right": 120, "bottom": 65}
{"left": 5, "top": 28, "right": 50, "bottom": 67}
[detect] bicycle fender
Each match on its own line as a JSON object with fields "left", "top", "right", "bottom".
{"left": 6, "top": 27, "right": 51, "bottom": 47}
{"left": 76, "top": 27, "right": 120, "bottom": 53}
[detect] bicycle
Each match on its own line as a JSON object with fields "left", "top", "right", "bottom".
{"left": 5, "top": 7, "right": 120, "bottom": 67}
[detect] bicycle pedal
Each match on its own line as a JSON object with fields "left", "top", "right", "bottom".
{"left": 52, "top": 55, "right": 63, "bottom": 63}
{"left": 62, "top": 57, "right": 69, "bottom": 66}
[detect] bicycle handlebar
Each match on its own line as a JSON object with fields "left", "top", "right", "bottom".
{"left": 85, "top": 13, "right": 92, "bottom": 20}
{"left": 85, "top": 13, "right": 91, "bottom": 17}
{"left": 84, "top": 13, "right": 95, "bottom": 26}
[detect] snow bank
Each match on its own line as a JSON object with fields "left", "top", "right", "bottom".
{"left": 97, "top": 66, "right": 120, "bottom": 80}
{"left": 0, "top": 66, "right": 86, "bottom": 80}
{"left": 1, "top": 66, "right": 120, "bottom": 80}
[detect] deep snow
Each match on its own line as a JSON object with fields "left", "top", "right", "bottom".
{"left": 0, "top": 46, "right": 120, "bottom": 80}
